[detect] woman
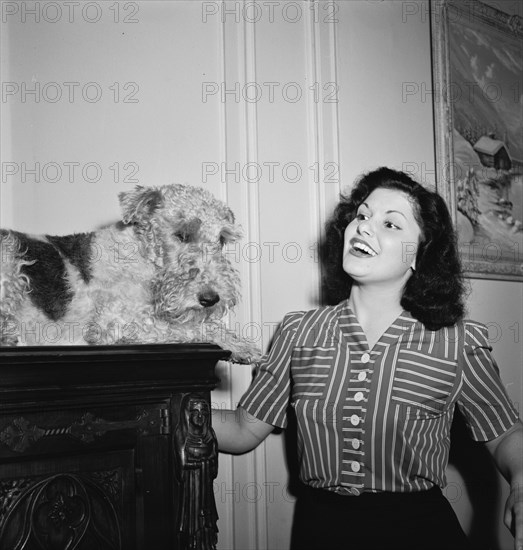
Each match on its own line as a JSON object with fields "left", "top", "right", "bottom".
{"left": 213, "top": 167, "right": 522, "bottom": 550}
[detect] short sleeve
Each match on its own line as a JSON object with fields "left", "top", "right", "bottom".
{"left": 457, "top": 321, "right": 520, "bottom": 442}
{"left": 238, "top": 311, "right": 304, "bottom": 428}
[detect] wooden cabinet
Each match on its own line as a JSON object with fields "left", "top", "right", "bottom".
{"left": 0, "top": 344, "right": 229, "bottom": 550}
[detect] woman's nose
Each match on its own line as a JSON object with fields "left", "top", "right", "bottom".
{"left": 357, "top": 219, "right": 373, "bottom": 236}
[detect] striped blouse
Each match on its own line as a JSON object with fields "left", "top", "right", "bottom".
{"left": 239, "top": 300, "right": 520, "bottom": 496}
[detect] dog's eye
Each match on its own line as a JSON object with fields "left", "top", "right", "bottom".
{"left": 174, "top": 231, "right": 190, "bottom": 243}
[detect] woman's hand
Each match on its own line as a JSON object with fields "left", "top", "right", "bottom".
{"left": 485, "top": 421, "right": 523, "bottom": 550}
{"left": 504, "top": 482, "right": 523, "bottom": 550}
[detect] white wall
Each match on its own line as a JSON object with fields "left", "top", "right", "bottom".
{"left": 1, "top": 1, "right": 521, "bottom": 549}
{"left": 1, "top": 1, "right": 226, "bottom": 232}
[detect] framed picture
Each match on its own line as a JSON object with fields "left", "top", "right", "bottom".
{"left": 431, "top": 0, "right": 523, "bottom": 280}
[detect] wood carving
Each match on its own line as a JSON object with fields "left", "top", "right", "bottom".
{"left": 0, "top": 409, "right": 165, "bottom": 453}
{"left": 0, "top": 472, "right": 121, "bottom": 550}
{"left": 175, "top": 394, "right": 218, "bottom": 550}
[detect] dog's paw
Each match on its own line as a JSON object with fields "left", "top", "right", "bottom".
{"left": 222, "top": 338, "right": 262, "bottom": 364}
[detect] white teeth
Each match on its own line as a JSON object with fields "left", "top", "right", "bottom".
{"left": 353, "top": 242, "right": 377, "bottom": 256}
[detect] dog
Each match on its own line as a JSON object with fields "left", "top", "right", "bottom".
{"left": 0, "top": 184, "right": 260, "bottom": 363}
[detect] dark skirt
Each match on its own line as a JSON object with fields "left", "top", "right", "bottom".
{"left": 290, "top": 485, "right": 473, "bottom": 550}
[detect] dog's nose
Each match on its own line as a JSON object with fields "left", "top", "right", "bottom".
{"left": 198, "top": 291, "right": 220, "bottom": 307}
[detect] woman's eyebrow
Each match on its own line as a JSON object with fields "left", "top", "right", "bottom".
{"left": 385, "top": 209, "right": 408, "bottom": 220}
{"left": 361, "top": 202, "right": 408, "bottom": 221}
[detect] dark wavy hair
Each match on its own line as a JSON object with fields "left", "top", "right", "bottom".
{"left": 320, "top": 167, "right": 467, "bottom": 330}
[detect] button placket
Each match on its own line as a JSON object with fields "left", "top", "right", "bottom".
{"left": 347, "top": 351, "right": 372, "bottom": 422}
{"left": 342, "top": 349, "right": 374, "bottom": 495}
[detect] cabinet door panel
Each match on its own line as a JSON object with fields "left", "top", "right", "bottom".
{"left": 138, "top": 434, "right": 173, "bottom": 549}
{"left": 0, "top": 450, "right": 137, "bottom": 550}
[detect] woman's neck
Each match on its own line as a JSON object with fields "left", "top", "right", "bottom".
{"left": 349, "top": 284, "right": 402, "bottom": 314}
{"left": 348, "top": 285, "right": 404, "bottom": 347}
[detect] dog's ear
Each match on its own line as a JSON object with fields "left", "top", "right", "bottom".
{"left": 220, "top": 224, "right": 243, "bottom": 244}
{"left": 225, "top": 208, "right": 236, "bottom": 225}
{"left": 119, "top": 186, "right": 164, "bottom": 224}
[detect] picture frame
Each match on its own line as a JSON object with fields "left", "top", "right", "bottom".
{"left": 431, "top": 0, "right": 523, "bottom": 280}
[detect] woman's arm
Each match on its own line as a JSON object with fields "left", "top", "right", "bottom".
{"left": 212, "top": 406, "right": 275, "bottom": 454}
{"left": 484, "top": 420, "right": 523, "bottom": 550}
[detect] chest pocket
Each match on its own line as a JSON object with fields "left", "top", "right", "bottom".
{"left": 391, "top": 349, "right": 458, "bottom": 416}
{"left": 290, "top": 346, "right": 335, "bottom": 400}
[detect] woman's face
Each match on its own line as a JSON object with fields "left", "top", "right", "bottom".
{"left": 342, "top": 187, "right": 422, "bottom": 287}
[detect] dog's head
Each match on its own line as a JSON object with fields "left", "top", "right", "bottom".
{"left": 119, "top": 184, "right": 243, "bottom": 322}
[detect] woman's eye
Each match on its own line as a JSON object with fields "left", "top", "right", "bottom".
{"left": 356, "top": 213, "right": 368, "bottom": 221}
{"left": 384, "top": 221, "right": 400, "bottom": 230}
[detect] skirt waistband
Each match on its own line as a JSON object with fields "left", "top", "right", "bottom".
{"left": 300, "top": 484, "right": 442, "bottom": 506}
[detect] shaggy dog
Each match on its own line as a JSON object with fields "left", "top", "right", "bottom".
{"left": 0, "top": 184, "right": 260, "bottom": 363}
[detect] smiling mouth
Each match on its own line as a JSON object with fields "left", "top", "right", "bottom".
{"left": 350, "top": 239, "right": 378, "bottom": 257}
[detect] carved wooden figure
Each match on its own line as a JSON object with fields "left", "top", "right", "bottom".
{"left": 175, "top": 394, "right": 219, "bottom": 550}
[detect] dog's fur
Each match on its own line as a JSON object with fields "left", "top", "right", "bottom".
{"left": 0, "top": 184, "right": 260, "bottom": 363}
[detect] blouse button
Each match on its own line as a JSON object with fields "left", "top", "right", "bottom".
{"left": 351, "top": 461, "right": 361, "bottom": 472}
{"left": 350, "top": 415, "right": 360, "bottom": 426}
{"left": 351, "top": 438, "right": 360, "bottom": 450}
{"left": 350, "top": 487, "right": 361, "bottom": 496}
{"left": 361, "top": 353, "right": 370, "bottom": 364}
{"left": 357, "top": 372, "right": 366, "bottom": 381}
{"left": 354, "top": 392, "right": 364, "bottom": 402}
